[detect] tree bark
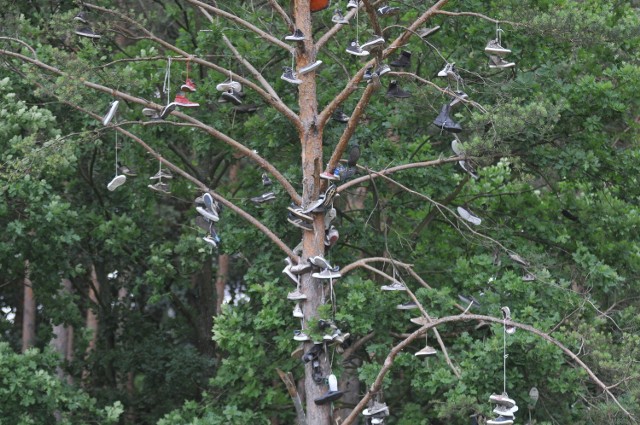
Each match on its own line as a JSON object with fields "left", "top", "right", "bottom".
{"left": 21, "top": 260, "right": 36, "bottom": 352}
{"left": 83, "top": 264, "right": 100, "bottom": 382}
{"left": 50, "top": 278, "right": 73, "bottom": 380}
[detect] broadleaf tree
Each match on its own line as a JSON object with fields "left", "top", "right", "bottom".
{"left": 1, "top": 0, "right": 639, "bottom": 424}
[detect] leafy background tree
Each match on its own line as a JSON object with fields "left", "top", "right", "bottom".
{"left": 0, "top": 0, "right": 638, "bottom": 424}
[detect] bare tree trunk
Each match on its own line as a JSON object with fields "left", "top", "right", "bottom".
{"left": 83, "top": 264, "right": 100, "bottom": 381}
{"left": 22, "top": 260, "right": 36, "bottom": 352}
{"left": 215, "top": 254, "right": 229, "bottom": 315}
{"left": 50, "top": 278, "right": 73, "bottom": 380}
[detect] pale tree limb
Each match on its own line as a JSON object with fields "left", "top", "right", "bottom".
{"left": 221, "top": 34, "right": 282, "bottom": 103}
{"left": 359, "top": 264, "right": 461, "bottom": 379}
{"left": 341, "top": 314, "right": 637, "bottom": 425}
{"left": 433, "top": 10, "right": 519, "bottom": 26}
{"left": 266, "top": 0, "right": 294, "bottom": 30}
{"left": 360, "top": 0, "right": 383, "bottom": 39}
{"left": 324, "top": 82, "right": 377, "bottom": 173}
{"left": 314, "top": 7, "right": 359, "bottom": 51}
{"left": 276, "top": 369, "right": 307, "bottom": 425}
{"left": 0, "top": 48, "right": 302, "bottom": 204}
{"left": 338, "top": 156, "right": 462, "bottom": 193}
{"left": 84, "top": 3, "right": 301, "bottom": 128}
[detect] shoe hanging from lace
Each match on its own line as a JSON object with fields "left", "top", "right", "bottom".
{"left": 114, "top": 131, "right": 120, "bottom": 176}
{"left": 496, "top": 22, "right": 504, "bottom": 46}
{"left": 157, "top": 158, "right": 164, "bottom": 183}
{"left": 163, "top": 56, "right": 172, "bottom": 106}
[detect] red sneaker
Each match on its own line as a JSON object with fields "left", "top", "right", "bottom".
{"left": 174, "top": 93, "right": 199, "bottom": 107}
{"left": 181, "top": 78, "right": 196, "bottom": 92}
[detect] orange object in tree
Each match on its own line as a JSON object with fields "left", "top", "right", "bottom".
{"left": 311, "top": 0, "right": 330, "bottom": 12}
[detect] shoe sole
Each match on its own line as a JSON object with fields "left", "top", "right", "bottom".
{"left": 107, "top": 175, "right": 126, "bottom": 191}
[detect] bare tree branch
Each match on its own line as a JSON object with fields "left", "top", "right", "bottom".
{"left": 341, "top": 314, "right": 637, "bottom": 425}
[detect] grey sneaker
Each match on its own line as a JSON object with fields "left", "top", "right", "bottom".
{"left": 117, "top": 162, "right": 137, "bottom": 177}
{"left": 346, "top": 0, "right": 358, "bottom": 9}
{"left": 396, "top": 301, "right": 418, "bottom": 310}
{"left": 459, "top": 160, "right": 479, "bottom": 179}
{"left": 410, "top": 316, "right": 429, "bottom": 326}
{"left": 221, "top": 89, "right": 243, "bottom": 105}
{"left": 489, "top": 392, "right": 516, "bottom": 408}
{"left": 380, "top": 281, "right": 406, "bottom": 291}
{"left": 488, "top": 55, "right": 515, "bottom": 69}
{"left": 285, "top": 28, "right": 305, "bottom": 41}
{"left": 457, "top": 206, "right": 481, "bottom": 225}
{"left": 417, "top": 25, "right": 440, "bottom": 38}
{"left": 363, "top": 401, "right": 389, "bottom": 416}
{"left": 287, "top": 203, "right": 313, "bottom": 222}
{"left": 415, "top": 344, "right": 437, "bottom": 356}
{"left": 390, "top": 50, "right": 411, "bottom": 68}
{"left": 485, "top": 38, "right": 511, "bottom": 56}
{"left": 102, "top": 100, "right": 119, "bottom": 126}
{"left": 377, "top": 5, "right": 400, "bottom": 16}
{"left": 293, "top": 303, "right": 304, "bottom": 318}
{"left": 202, "top": 235, "right": 218, "bottom": 247}
{"left": 308, "top": 255, "right": 333, "bottom": 270}
{"left": 299, "top": 60, "right": 323, "bottom": 75}
{"left": 216, "top": 80, "right": 242, "bottom": 92}
{"left": 293, "top": 330, "right": 311, "bottom": 341}
{"left": 281, "top": 66, "right": 303, "bottom": 84}
{"left": 287, "top": 214, "right": 313, "bottom": 231}
{"left": 361, "top": 36, "right": 385, "bottom": 50}
{"left": 287, "top": 289, "right": 307, "bottom": 300}
{"left": 196, "top": 206, "right": 220, "bottom": 222}
{"left": 507, "top": 251, "right": 529, "bottom": 267}
{"left": 346, "top": 40, "right": 369, "bottom": 57}
{"left": 251, "top": 192, "right": 276, "bottom": 204}
{"left": 150, "top": 169, "right": 173, "bottom": 180}
{"left": 107, "top": 175, "right": 126, "bottom": 191}
{"left": 386, "top": 80, "right": 411, "bottom": 98}
{"left": 374, "top": 63, "right": 391, "bottom": 77}
{"left": 311, "top": 268, "right": 342, "bottom": 279}
{"left": 290, "top": 262, "right": 312, "bottom": 275}
{"left": 148, "top": 182, "right": 171, "bottom": 194}
{"left": 331, "top": 9, "right": 349, "bottom": 24}
{"left": 75, "top": 27, "right": 101, "bottom": 39}
{"left": 486, "top": 416, "right": 514, "bottom": 425}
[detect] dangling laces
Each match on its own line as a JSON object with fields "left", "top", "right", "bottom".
{"left": 503, "top": 312, "right": 508, "bottom": 394}
{"left": 163, "top": 57, "right": 172, "bottom": 106}
{"left": 496, "top": 22, "right": 503, "bottom": 45}
{"left": 114, "top": 132, "right": 119, "bottom": 176}
{"left": 157, "top": 158, "right": 163, "bottom": 183}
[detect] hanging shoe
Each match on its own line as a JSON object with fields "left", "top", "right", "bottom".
{"left": 396, "top": 301, "right": 418, "bottom": 310}
{"left": 281, "top": 67, "right": 302, "bottom": 84}
{"left": 202, "top": 234, "right": 219, "bottom": 248}
{"left": 449, "top": 91, "right": 469, "bottom": 108}
{"left": 221, "top": 89, "right": 243, "bottom": 105}
{"left": 314, "top": 374, "right": 344, "bottom": 405}
{"left": 363, "top": 401, "right": 389, "bottom": 416}
{"left": 459, "top": 160, "right": 479, "bottom": 179}
{"left": 456, "top": 206, "right": 481, "bottom": 225}
{"left": 324, "top": 226, "right": 340, "bottom": 247}
{"left": 196, "top": 206, "right": 220, "bottom": 222}
{"left": 377, "top": 5, "right": 400, "bottom": 16}
{"left": 361, "top": 36, "right": 385, "bottom": 51}
{"left": 380, "top": 281, "right": 406, "bottom": 291}
{"left": 107, "top": 175, "right": 126, "bottom": 191}
{"left": 299, "top": 60, "right": 323, "bottom": 75}
{"left": 320, "top": 170, "right": 340, "bottom": 181}
{"left": 493, "top": 405, "right": 518, "bottom": 418}
{"left": 290, "top": 262, "right": 312, "bottom": 275}
{"left": 451, "top": 139, "right": 464, "bottom": 155}
{"left": 415, "top": 344, "right": 437, "bottom": 357}
{"left": 489, "top": 393, "right": 516, "bottom": 408}
{"left": 331, "top": 9, "right": 350, "bottom": 24}
{"left": 390, "top": 50, "right": 411, "bottom": 68}
{"left": 292, "top": 303, "right": 304, "bottom": 318}
{"left": 181, "top": 78, "right": 197, "bottom": 92}
{"left": 287, "top": 203, "right": 313, "bottom": 222}
{"left": 142, "top": 107, "right": 161, "bottom": 120}
{"left": 346, "top": 40, "right": 369, "bottom": 57}
{"left": 361, "top": 67, "right": 374, "bottom": 82}
{"left": 311, "top": 268, "right": 342, "bottom": 279}
{"left": 73, "top": 11, "right": 88, "bottom": 24}
{"left": 287, "top": 214, "right": 313, "bottom": 231}
{"left": 522, "top": 272, "right": 536, "bottom": 281}
{"left": 233, "top": 104, "right": 258, "bottom": 113}
{"left": 346, "top": 0, "right": 358, "bottom": 9}
{"left": 347, "top": 144, "right": 361, "bottom": 167}
{"left": 75, "top": 27, "right": 101, "bottom": 39}
{"left": 485, "top": 38, "right": 511, "bottom": 56}
{"left": 287, "top": 289, "right": 307, "bottom": 300}
{"left": 410, "top": 317, "right": 429, "bottom": 326}
{"left": 308, "top": 255, "right": 334, "bottom": 270}
{"left": 507, "top": 251, "right": 529, "bottom": 267}
{"left": 216, "top": 80, "right": 242, "bottom": 92}
{"left": 102, "top": 100, "right": 119, "bottom": 126}
{"left": 174, "top": 93, "right": 199, "bottom": 107}
{"left": 285, "top": 28, "right": 305, "bottom": 41}
{"left": 261, "top": 173, "right": 272, "bottom": 187}
{"left": 250, "top": 192, "right": 276, "bottom": 204}
{"left": 334, "top": 165, "right": 356, "bottom": 180}
{"left": 148, "top": 182, "right": 171, "bottom": 194}
{"left": 386, "top": 80, "right": 411, "bottom": 98}
{"left": 488, "top": 55, "right": 515, "bottom": 69}
{"left": 117, "top": 162, "right": 137, "bottom": 177}
{"left": 150, "top": 169, "right": 173, "bottom": 180}
{"left": 458, "top": 294, "right": 481, "bottom": 308}
{"left": 160, "top": 103, "right": 177, "bottom": 119}
{"left": 437, "top": 62, "right": 456, "bottom": 77}
{"left": 486, "top": 416, "right": 514, "bottom": 425}
{"left": 293, "top": 330, "right": 311, "bottom": 341}
{"left": 374, "top": 63, "right": 391, "bottom": 77}
{"left": 433, "top": 103, "right": 462, "bottom": 133}
{"left": 332, "top": 109, "right": 350, "bottom": 123}
{"left": 417, "top": 26, "right": 440, "bottom": 38}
